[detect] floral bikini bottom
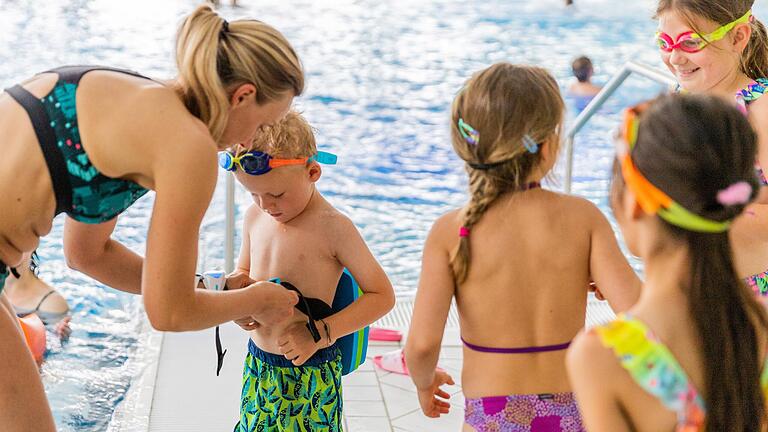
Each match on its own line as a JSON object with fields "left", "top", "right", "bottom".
{"left": 464, "top": 392, "right": 585, "bottom": 432}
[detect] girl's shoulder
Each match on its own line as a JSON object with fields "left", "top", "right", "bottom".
{"left": 431, "top": 208, "right": 463, "bottom": 233}
{"left": 543, "top": 190, "right": 606, "bottom": 222}
{"left": 425, "top": 208, "right": 463, "bottom": 250}
{"left": 567, "top": 326, "right": 626, "bottom": 388}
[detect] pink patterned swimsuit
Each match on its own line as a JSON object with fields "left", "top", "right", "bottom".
{"left": 465, "top": 393, "right": 585, "bottom": 432}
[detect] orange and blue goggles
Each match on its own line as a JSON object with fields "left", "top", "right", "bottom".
{"left": 218, "top": 150, "right": 337, "bottom": 175}
{"left": 656, "top": 9, "right": 752, "bottom": 54}
{"left": 615, "top": 103, "right": 731, "bottom": 233}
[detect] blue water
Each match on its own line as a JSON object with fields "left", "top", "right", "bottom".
{"left": 2, "top": 0, "right": 765, "bottom": 429}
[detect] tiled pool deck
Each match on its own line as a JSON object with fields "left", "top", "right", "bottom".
{"left": 126, "top": 297, "right": 614, "bottom": 432}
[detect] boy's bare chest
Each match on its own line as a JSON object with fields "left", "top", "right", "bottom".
{"left": 246, "top": 219, "right": 341, "bottom": 302}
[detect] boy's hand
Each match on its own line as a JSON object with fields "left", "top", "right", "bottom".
{"left": 277, "top": 321, "right": 322, "bottom": 366}
{"left": 416, "top": 370, "right": 454, "bottom": 418}
{"left": 249, "top": 281, "right": 298, "bottom": 326}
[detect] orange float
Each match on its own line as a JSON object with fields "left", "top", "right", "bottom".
{"left": 19, "top": 313, "right": 46, "bottom": 364}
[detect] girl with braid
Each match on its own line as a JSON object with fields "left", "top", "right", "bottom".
{"left": 404, "top": 63, "right": 641, "bottom": 432}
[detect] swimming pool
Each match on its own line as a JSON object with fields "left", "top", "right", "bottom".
{"left": 2, "top": 0, "right": 764, "bottom": 429}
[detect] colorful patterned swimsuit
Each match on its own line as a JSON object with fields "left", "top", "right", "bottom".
{"left": 595, "top": 314, "right": 768, "bottom": 431}
{"left": 738, "top": 78, "right": 768, "bottom": 295}
{"left": 1, "top": 66, "right": 150, "bottom": 293}
{"left": 737, "top": 78, "right": 768, "bottom": 185}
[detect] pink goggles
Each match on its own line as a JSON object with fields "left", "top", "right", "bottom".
{"left": 656, "top": 9, "right": 752, "bottom": 54}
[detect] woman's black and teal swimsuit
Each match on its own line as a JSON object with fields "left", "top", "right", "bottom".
{"left": 0, "top": 66, "right": 151, "bottom": 293}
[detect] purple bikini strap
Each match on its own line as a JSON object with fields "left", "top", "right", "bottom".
{"left": 461, "top": 337, "right": 571, "bottom": 354}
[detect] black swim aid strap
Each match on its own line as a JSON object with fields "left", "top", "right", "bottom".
{"left": 5, "top": 85, "right": 73, "bottom": 215}
{"left": 214, "top": 325, "right": 227, "bottom": 376}
{"left": 279, "top": 281, "right": 322, "bottom": 344}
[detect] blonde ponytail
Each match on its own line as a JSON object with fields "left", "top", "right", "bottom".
{"left": 175, "top": 4, "right": 304, "bottom": 142}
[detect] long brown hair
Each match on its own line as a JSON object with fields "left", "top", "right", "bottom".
{"left": 656, "top": 0, "right": 768, "bottom": 79}
{"left": 175, "top": 4, "right": 304, "bottom": 143}
{"left": 612, "top": 94, "right": 767, "bottom": 431}
{"left": 449, "top": 63, "right": 564, "bottom": 283}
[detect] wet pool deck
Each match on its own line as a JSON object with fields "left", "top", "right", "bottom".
{"left": 118, "top": 297, "right": 615, "bottom": 432}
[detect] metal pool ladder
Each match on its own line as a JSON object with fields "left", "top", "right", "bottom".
{"left": 562, "top": 61, "right": 677, "bottom": 194}
{"left": 221, "top": 61, "right": 677, "bottom": 272}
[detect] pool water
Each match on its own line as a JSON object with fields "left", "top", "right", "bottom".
{"left": 2, "top": 0, "right": 764, "bottom": 429}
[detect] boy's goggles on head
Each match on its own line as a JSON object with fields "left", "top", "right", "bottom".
{"left": 615, "top": 103, "right": 731, "bottom": 233}
{"left": 656, "top": 9, "right": 752, "bottom": 53}
{"left": 218, "top": 150, "right": 337, "bottom": 175}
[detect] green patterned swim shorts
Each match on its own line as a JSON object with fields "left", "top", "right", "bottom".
{"left": 234, "top": 339, "right": 344, "bottom": 432}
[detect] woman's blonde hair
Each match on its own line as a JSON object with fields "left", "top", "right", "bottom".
{"left": 450, "top": 63, "right": 564, "bottom": 283}
{"left": 175, "top": 4, "right": 304, "bottom": 142}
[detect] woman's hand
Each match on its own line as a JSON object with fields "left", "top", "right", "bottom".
{"left": 248, "top": 281, "right": 298, "bottom": 326}
{"left": 54, "top": 316, "right": 72, "bottom": 341}
{"left": 416, "top": 370, "right": 455, "bottom": 418}
{"left": 277, "top": 321, "right": 323, "bottom": 366}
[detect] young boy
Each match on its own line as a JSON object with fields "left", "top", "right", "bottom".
{"left": 226, "top": 111, "right": 395, "bottom": 432}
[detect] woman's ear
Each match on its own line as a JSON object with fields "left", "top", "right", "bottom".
{"left": 230, "top": 83, "right": 257, "bottom": 107}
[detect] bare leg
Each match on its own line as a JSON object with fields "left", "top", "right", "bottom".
{"left": 0, "top": 293, "right": 56, "bottom": 431}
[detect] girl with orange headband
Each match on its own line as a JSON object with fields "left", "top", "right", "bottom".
{"left": 569, "top": 95, "right": 768, "bottom": 431}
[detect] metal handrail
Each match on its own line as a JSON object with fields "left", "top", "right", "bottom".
{"left": 563, "top": 61, "right": 677, "bottom": 193}
{"left": 225, "top": 174, "right": 235, "bottom": 273}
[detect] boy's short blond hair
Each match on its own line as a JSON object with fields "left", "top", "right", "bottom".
{"left": 249, "top": 111, "right": 317, "bottom": 159}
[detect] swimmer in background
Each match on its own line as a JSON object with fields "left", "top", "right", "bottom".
{"left": 568, "top": 56, "right": 603, "bottom": 111}
{"left": 5, "top": 252, "right": 71, "bottom": 341}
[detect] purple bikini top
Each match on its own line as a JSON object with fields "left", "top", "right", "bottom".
{"left": 461, "top": 337, "right": 571, "bottom": 354}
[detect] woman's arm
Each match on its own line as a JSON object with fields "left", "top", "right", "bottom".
{"left": 587, "top": 202, "right": 641, "bottom": 312}
{"left": 64, "top": 217, "right": 144, "bottom": 294}
{"left": 140, "top": 138, "right": 296, "bottom": 331}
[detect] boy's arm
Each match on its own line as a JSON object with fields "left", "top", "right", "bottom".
{"left": 230, "top": 207, "right": 260, "bottom": 331}
{"left": 404, "top": 213, "right": 455, "bottom": 391}
{"left": 277, "top": 214, "right": 394, "bottom": 366}
{"left": 322, "top": 214, "right": 395, "bottom": 341}
{"left": 226, "top": 206, "right": 255, "bottom": 290}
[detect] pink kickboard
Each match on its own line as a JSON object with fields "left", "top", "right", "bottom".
{"left": 369, "top": 327, "right": 403, "bottom": 342}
